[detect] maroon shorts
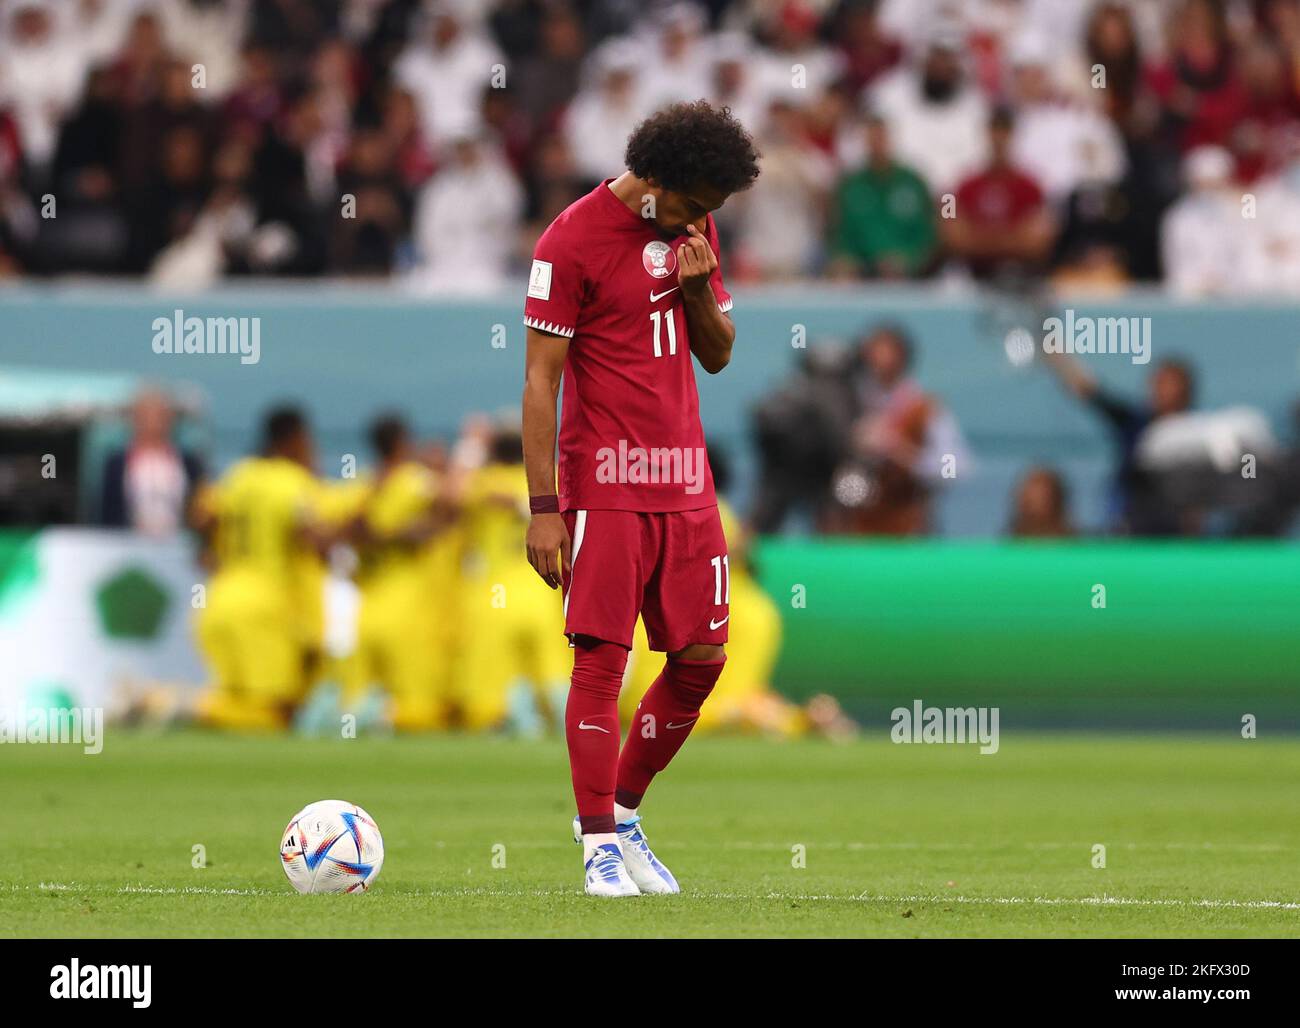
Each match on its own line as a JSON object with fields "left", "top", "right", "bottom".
{"left": 561, "top": 507, "right": 730, "bottom": 652}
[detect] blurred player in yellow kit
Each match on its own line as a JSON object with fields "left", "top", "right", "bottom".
{"left": 347, "top": 414, "right": 455, "bottom": 730}
{"left": 457, "top": 424, "right": 568, "bottom": 732}
{"left": 417, "top": 438, "right": 467, "bottom": 713}
{"left": 194, "top": 407, "right": 329, "bottom": 730}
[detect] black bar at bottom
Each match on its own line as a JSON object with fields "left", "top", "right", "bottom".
{"left": 0, "top": 938, "right": 1292, "bottom": 1012}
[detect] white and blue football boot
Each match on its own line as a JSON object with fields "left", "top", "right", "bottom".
{"left": 573, "top": 814, "right": 679, "bottom": 895}
{"left": 582, "top": 841, "right": 641, "bottom": 897}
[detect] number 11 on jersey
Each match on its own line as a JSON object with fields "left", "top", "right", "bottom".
{"left": 650, "top": 309, "right": 677, "bottom": 357}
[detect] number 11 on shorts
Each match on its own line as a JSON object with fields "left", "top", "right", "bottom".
{"left": 710, "top": 554, "right": 730, "bottom": 605}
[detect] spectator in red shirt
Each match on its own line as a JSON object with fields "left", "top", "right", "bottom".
{"left": 835, "top": 0, "right": 903, "bottom": 95}
{"left": 1232, "top": 39, "right": 1300, "bottom": 182}
{"left": 1147, "top": 0, "right": 1247, "bottom": 152}
{"left": 941, "top": 108, "right": 1055, "bottom": 280}
{"left": 0, "top": 110, "right": 32, "bottom": 275}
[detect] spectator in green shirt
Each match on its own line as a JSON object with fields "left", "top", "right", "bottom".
{"left": 830, "top": 115, "right": 937, "bottom": 279}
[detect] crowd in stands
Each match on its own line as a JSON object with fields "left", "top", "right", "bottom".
{"left": 751, "top": 321, "right": 1300, "bottom": 538}
{"left": 2, "top": 0, "right": 1300, "bottom": 291}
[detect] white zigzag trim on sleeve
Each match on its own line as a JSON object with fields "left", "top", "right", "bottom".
{"left": 523, "top": 316, "right": 575, "bottom": 338}
{"left": 718, "top": 297, "right": 733, "bottom": 313}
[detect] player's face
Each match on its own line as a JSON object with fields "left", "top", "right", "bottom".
{"left": 1018, "top": 471, "right": 1061, "bottom": 521}
{"left": 287, "top": 429, "right": 316, "bottom": 470}
{"left": 132, "top": 393, "right": 173, "bottom": 443}
{"left": 389, "top": 432, "right": 415, "bottom": 464}
{"left": 650, "top": 182, "right": 729, "bottom": 237}
{"left": 1151, "top": 366, "right": 1191, "bottom": 417}
{"left": 866, "top": 334, "right": 907, "bottom": 385}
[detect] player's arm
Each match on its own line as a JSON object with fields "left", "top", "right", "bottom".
{"left": 187, "top": 482, "right": 220, "bottom": 570}
{"left": 297, "top": 509, "right": 334, "bottom": 558}
{"left": 522, "top": 326, "right": 571, "bottom": 588}
{"left": 188, "top": 481, "right": 218, "bottom": 536}
{"left": 679, "top": 224, "right": 733, "bottom": 374}
{"left": 391, "top": 476, "right": 462, "bottom": 547}
{"left": 1042, "top": 349, "right": 1097, "bottom": 400}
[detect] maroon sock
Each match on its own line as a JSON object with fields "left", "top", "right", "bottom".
{"left": 616, "top": 656, "right": 725, "bottom": 809}
{"left": 566, "top": 638, "right": 628, "bottom": 835}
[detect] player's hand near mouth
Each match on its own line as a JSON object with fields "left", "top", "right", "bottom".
{"left": 679, "top": 224, "right": 735, "bottom": 374}
{"left": 677, "top": 223, "right": 717, "bottom": 294}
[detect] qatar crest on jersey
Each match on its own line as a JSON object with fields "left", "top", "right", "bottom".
{"left": 642, "top": 240, "right": 677, "bottom": 279}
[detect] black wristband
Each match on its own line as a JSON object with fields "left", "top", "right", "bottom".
{"left": 529, "top": 495, "right": 560, "bottom": 515}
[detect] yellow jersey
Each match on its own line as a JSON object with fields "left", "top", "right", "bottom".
{"left": 317, "top": 475, "right": 371, "bottom": 534}
{"left": 357, "top": 461, "right": 440, "bottom": 584}
{"left": 205, "top": 457, "right": 321, "bottom": 583}
{"left": 460, "top": 462, "right": 530, "bottom": 576}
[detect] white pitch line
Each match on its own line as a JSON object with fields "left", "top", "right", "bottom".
{"left": 117, "top": 884, "right": 278, "bottom": 897}
{"left": 859, "top": 893, "right": 1300, "bottom": 912}
{"left": 0, "top": 882, "right": 279, "bottom": 897}
{"left": 493, "top": 840, "right": 1291, "bottom": 853}
{"left": 397, "top": 888, "right": 1300, "bottom": 911}
{"left": 11, "top": 882, "right": 1297, "bottom": 912}
{"left": 352, "top": 887, "right": 1300, "bottom": 911}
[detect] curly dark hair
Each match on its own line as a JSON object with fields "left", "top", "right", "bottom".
{"left": 624, "top": 100, "right": 761, "bottom": 196}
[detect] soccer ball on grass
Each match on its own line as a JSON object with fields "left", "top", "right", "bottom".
{"left": 279, "top": 800, "right": 384, "bottom": 894}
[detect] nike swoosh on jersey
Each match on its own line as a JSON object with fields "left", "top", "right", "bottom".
{"left": 709, "top": 616, "right": 729, "bottom": 630}
{"left": 649, "top": 286, "right": 679, "bottom": 302}
{"left": 578, "top": 720, "right": 611, "bottom": 733}
{"left": 666, "top": 719, "right": 697, "bottom": 730}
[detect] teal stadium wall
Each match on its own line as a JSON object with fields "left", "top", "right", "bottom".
{"left": 2, "top": 286, "right": 1298, "bottom": 725}
{"left": 2, "top": 284, "right": 1297, "bottom": 537}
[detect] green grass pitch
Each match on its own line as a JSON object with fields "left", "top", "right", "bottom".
{"left": 3, "top": 731, "right": 1298, "bottom": 938}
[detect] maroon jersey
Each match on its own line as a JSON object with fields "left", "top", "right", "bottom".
{"left": 524, "top": 180, "right": 731, "bottom": 513}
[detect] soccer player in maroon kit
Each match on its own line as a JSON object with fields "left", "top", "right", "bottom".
{"left": 521, "top": 101, "right": 760, "bottom": 896}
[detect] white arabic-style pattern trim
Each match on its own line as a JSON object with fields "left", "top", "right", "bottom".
{"left": 718, "top": 297, "right": 733, "bottom": 313}
{"left": 524, "top": 316, "right": 576, "bottom": 338}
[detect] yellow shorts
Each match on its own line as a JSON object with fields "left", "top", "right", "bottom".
{"left": 351, "top": 574, "right": 444, "bottom": 731}
{"left": 196, "top": 570, "right": 308, "bottom": 729}
{"left": 454, "top": 570, "right": 569, "bottom": 729}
